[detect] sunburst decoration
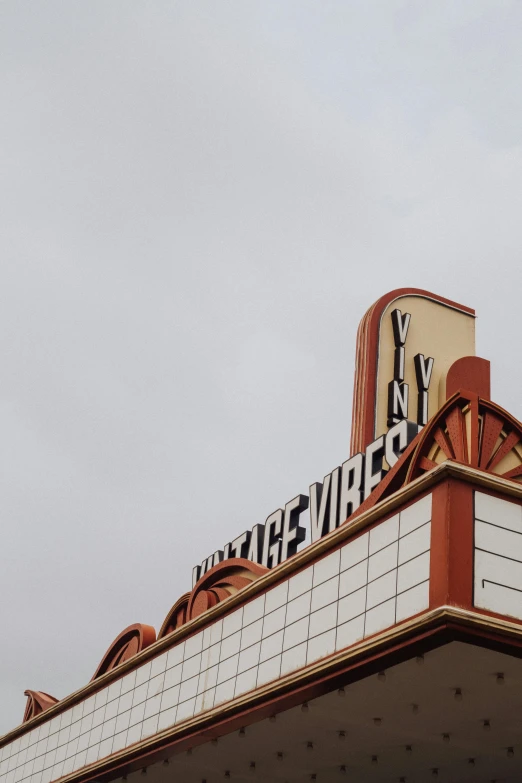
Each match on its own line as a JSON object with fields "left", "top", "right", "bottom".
{"left": 91, "top": 623, "right": 156, "bottom": 680}
{"left": 22, "top": 690, "right": 59, "bottom": 723}
{"left": 406, "top": 392, "right": 522, "bottom": 484}
{"left": 159, "top": 558, "right": 269, "bottom": 637}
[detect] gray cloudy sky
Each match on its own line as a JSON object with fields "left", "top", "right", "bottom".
{"left": 1, "top": 0, "right": 521, "bottom": 735}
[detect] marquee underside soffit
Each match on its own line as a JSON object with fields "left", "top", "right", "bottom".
{"left": 108, "top": 641, "right": 522, "bottom": 783}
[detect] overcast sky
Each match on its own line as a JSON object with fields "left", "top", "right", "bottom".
{"left": 1, "top": 0, "right": 521, "bottom": 735}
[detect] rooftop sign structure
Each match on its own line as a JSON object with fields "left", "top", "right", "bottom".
{"left": 3, "top": 287, "right": 522, "bottom": 783}
{"left": 351, "top": 288, "right": 476, "bottom": 453}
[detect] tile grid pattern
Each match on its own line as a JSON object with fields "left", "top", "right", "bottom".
{"left": 0, "top": 495, "right": 431, "bottom": 783}
{"left": 474, "top": 490, "right": 522, "bottom": 621}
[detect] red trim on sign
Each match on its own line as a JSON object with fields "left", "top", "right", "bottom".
{"left": 429, "top": 481, "right": 450, "bottom": 609}
{"left": 429, "top": 478, "right": 473, "bottom": 611}
{"left": 445, "top": 356, "right": 490, "bottom": 402}
{"left": 447, "top": 479, "right": 474, "bottom": 610}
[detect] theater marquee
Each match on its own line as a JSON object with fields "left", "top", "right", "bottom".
{"left": 3, "top": 286, "right": 522, "bottom": 783}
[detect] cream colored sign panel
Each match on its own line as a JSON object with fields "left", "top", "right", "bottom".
{"left": 375, "top": 295, "right": 475, "bottom": 442}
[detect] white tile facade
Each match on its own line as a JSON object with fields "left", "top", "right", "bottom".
{"left": 0, "top": 495, "right": 431, "bottom": 783}
{"left": 474, "top": 491, "right": 522, "bottom": 620}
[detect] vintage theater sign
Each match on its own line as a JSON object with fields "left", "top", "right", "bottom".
{"left": 192, "top": 288, "right": 476, "bottom": 585}
{"left": 7, "top": 285, "right": 522, "bottom": 783}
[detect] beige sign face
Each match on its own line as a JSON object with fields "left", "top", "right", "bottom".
{"left": 374, "top": 294, "right": 476, "bottom": 443}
